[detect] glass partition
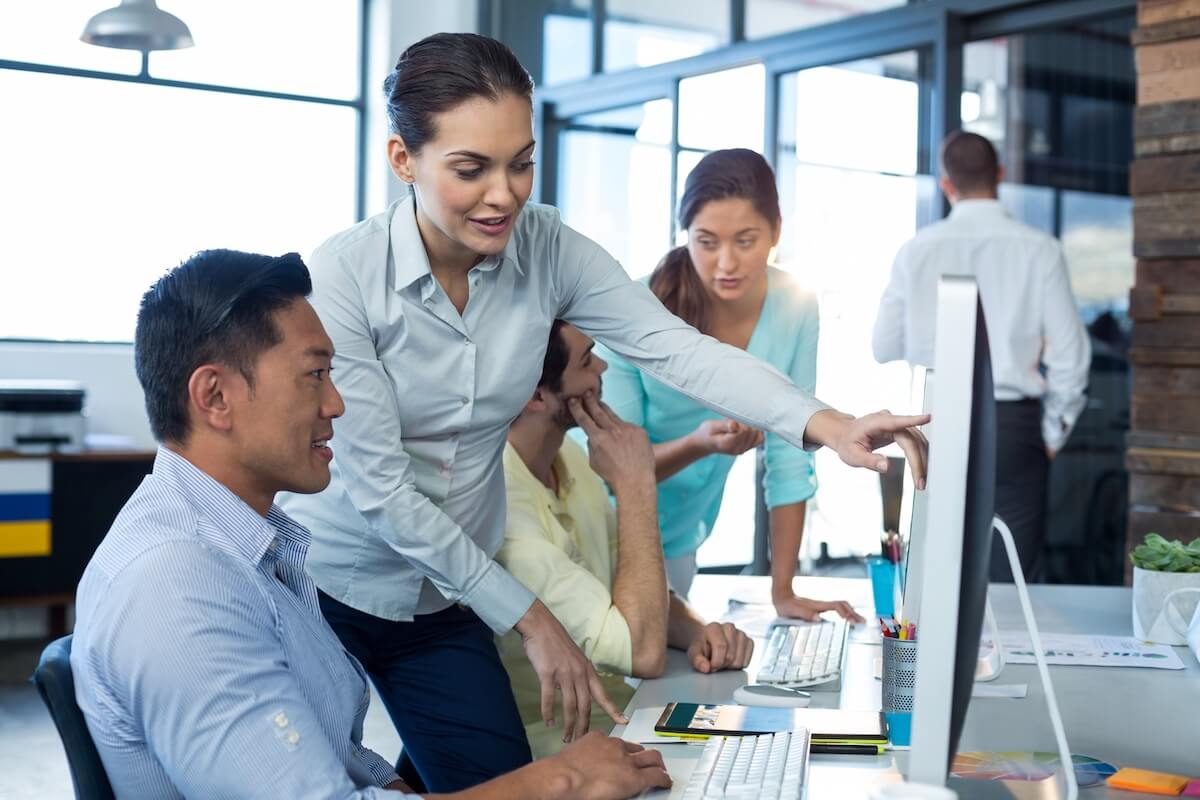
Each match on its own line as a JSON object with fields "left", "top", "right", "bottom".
{"left": 556, "top": 100, "right": 674, "bottom": 278}
{"left": 775, "top": 52, "right": 932, "bottom": 560}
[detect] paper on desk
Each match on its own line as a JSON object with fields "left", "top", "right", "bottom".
{"left": 992, "top": 632, "right": 1186, "bottom": 670}
{"left": 971, "top": 683, "right": 1028, "bottom": 699}
{"left": 619, "top": 706, "right": 705, "bottom": 746}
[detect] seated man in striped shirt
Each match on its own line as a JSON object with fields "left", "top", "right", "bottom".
{"left": 71, "top": 250, "right": 670, "bottom": 800}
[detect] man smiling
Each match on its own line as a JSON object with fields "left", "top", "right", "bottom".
{"left": 69, "top": 250, "right": 670, "bottom": 800}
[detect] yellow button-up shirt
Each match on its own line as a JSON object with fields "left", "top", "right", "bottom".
{"left": 496, "top": 439, "right": 636, "bottom": 757}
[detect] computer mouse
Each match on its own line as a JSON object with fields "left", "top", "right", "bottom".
{"left": 733, "top": 683, "right": 813, "bottom": 707}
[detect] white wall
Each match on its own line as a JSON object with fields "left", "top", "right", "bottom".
{"left": 0, "top": 341, "right": 153, "bottom": 447}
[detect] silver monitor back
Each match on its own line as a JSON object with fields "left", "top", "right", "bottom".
{"left": 907, "top": 276, "right": 997, "bottom": 784}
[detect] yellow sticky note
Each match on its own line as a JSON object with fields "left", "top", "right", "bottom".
{"left": 1107, "top": 767, "right": 1190, "bottom": 796}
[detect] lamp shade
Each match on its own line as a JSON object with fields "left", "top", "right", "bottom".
{"left": 81, "top": 0, "right": 193, "bottom": 51}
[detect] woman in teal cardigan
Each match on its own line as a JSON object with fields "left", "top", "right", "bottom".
{"left": 596, "top": 149, "right": 863, "bottom": 622}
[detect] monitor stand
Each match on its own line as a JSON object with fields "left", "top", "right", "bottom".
{"left": 990, "top": 515, "right": 1079, "bottom": 800}
{"left": 975, "top": 597, "right": 1006, "bottom": 681}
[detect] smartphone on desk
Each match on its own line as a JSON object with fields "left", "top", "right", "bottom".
{"left": 654, "top": 702, "right": 887, "bottom": 743}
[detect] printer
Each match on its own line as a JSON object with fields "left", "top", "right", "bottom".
{"left": 0, "top": 380, "right": 87, "bottom": 452}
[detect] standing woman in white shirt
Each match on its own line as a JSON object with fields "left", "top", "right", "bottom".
{"left": 281, "top": 32, "right": 929, "bottom": 793}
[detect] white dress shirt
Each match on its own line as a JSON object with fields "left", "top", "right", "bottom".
{"left": 872, "top": 199, "right": 1090, "bottom": 451}
{"left": 280, "top": 196, "right": 827, "bottom": 634}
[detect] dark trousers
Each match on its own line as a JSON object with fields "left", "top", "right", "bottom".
{"left": 318, "top": 591, "right": 532, "bottom": 793}
{"left": 991, "top": 399, "right": 1049, "bottom": 583}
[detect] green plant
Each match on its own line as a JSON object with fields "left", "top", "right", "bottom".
{"left": 1130, "top": 533, "right": 1200, "bottom": 573}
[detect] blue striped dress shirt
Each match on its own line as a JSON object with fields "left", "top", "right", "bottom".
{"left": 71, "top": 447, "right": 413, "bottom": 799}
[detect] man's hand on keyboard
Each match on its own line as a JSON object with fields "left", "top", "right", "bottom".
{"left": 772, "top": 594, "right": 865, "bottom": 624}
{"left": 687, "top": 622, "right": 754, "bottom": 674}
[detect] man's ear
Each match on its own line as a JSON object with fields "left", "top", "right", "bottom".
{"left": 186, "top": 364, "right": 237, "bottom": 434}
{"left": 939, "top": 175, "right": 958, "bottom": 203}
{"left": 525, "top": 386, "right": 552, "bottom": 414}
{"left": 387, "top": 134, "right": 416, "bottom": 184}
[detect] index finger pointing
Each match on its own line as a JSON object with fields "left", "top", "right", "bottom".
{"left": 589, "top": 672, "right": 628, "bottom": 725}
{"left": 875, "top": 413, "right": 930, "bottom": 431}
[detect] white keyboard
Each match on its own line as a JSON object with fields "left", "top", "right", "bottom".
{"left": 755, "top": 619, "right": 848, "bottom": 686}
{"left": 681, "top": 731, "right": 810, "bottom": 800}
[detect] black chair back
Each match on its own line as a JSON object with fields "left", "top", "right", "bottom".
{"left": 32, "top": 635, "right": 116, "bottom": 800}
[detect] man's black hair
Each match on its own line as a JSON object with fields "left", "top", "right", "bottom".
{"left": 134, "top": 249, "right": 312, "bottom": 444}
{"left": 537, "top": 320, "right": 569, "bottom": 393}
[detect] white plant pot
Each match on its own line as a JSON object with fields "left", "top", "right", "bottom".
{"left": 1132, "top": 566, "right": 1200, "bottom": 645}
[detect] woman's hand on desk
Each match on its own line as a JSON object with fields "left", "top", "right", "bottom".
{"left": 687, "top": 622, "right": 754, "bottom": 674}
{"left": 805, "top": 409, "right": 930, "bottom": 490}
{"left": 772, "top": 593, "right": 865, "bottom": 624}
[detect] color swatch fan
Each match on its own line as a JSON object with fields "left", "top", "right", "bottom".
{"left": 952, "top": 752, "right": 1117, "bottom": 787}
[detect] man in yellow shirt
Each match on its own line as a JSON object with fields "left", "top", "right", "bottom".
{"left": 497, "top": 321, "right": 754, "bottom": 757}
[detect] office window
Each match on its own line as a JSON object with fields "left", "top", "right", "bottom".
{"left": 776, "top": 52, "right": 932, "bottom": 559}
{"left": 149, "top": 1, "right": 361, "bottom": 98}
{"left": 603, "top": 0, "right": 727, "bottom": 73}
{"left": 0, "top": 1, "right": 141, "bottom": 74}
{"left": 963, "top": 15, "right": 1135, "bottom": 585}
{"left": 544, "top": 2, "right": 593, "bottom": 86}
{"left": 0, "top": 4, "right": 361, "bottom": 343}
{"left": 678, "top": 64, "right": 766, "bottom": 153}
{"left": 557, "top": 101, "right": 673, "bottom": 279}
{"left": 746, "top": 0, "right": 906, "bottom": 40}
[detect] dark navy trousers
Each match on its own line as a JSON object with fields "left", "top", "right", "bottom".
{"left": 318, "top": 591, "right": 532, "bottom": 793}
{"left": 991, "top": 399, "right": 1049, "bottom": 583}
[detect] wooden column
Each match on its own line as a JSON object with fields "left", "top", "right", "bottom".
{"left": 1127, "top": 0, "right": 1200, "bottom": 583}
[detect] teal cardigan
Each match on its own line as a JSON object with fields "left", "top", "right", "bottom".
{"left": 586, "top": 267, "right": 819, "bottom": 559}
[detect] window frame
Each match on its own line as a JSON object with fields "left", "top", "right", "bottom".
{"left": 0, "top": 0, "right": 370, "bottom": 345}
{"left": 524, "top": 0, "right": 1135, "bottom": 573}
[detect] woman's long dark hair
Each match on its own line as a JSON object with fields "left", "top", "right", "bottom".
{"left": 649, "top": 148, "right": 780, "bottom": 334}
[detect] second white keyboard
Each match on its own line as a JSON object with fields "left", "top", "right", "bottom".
{"left": 755, "top": 618, "right": 848, "bottom": 686}
{"left": 680, "top": 731, "right": 811, "bottom": 800}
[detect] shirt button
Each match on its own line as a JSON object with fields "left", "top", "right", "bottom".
{"left": 274, "top": 713, "right": 288, "bottom": 727}
{"left": 286, "top": 730, "right": 300, "bottom": 745}
{"left": 460, "top": 396, "right": 469, "bottom": 405}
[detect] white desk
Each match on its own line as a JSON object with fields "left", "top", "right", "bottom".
{"left": 618, "top": 575, "right": 1200, "bottom": 799}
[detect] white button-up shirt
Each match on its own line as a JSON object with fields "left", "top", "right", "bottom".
{"left": 280, "top": 196, "right": 827, "bottom": 633}
{"left": 871, "top": 199, "right": 1090, "bottom": 451}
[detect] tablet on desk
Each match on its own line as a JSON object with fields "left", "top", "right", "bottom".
{"left": 654, "top": 702, "right": 887, "bottom": 744}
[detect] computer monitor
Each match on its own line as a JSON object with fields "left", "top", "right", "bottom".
{"left": 907, "top": 276, "right": 997, "bottom": 784}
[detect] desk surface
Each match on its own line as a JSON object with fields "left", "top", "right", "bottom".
{"left": 619, "top": 575, "right": 1200, "bottom": 799}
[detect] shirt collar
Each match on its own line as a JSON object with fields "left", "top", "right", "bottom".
{"left": 388, "top": 195, "right": 524, "bottom": 295}
{"left": 152, "top": 446, "right": 310, "bottom": 568}
{"left": 504, "top": 441, "right": 575, "bottom": 508}
{"left": 948, "top": 198, "right": 1008, "bottom": 221}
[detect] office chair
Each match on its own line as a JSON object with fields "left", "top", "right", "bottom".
{"left": 31, "top": 635, "right": 116, "bottom": 800}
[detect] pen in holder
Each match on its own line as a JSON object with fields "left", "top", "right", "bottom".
{"left": 881, "top": 632, "right": 918, "bottom": 747}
